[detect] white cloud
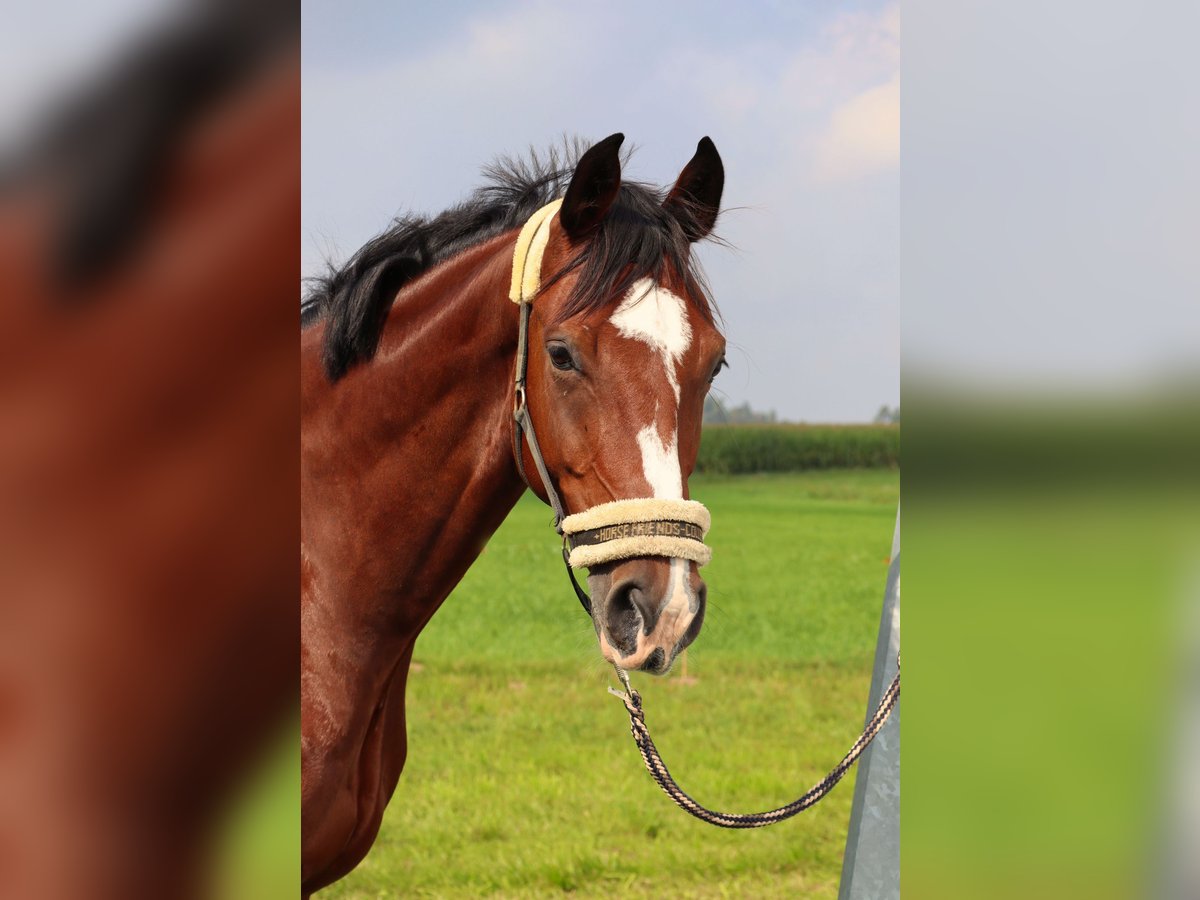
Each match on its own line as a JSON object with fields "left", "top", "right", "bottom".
{"left": 810, "top": 75, "right": 900, "bottom": 184}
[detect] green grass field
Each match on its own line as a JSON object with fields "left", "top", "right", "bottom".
{"left": 319, "top": 469, "right": 899, "bottom": 898}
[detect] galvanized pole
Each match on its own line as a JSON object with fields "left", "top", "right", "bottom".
{"left": 838, "top": 504, "right": 900, "bottom": 900}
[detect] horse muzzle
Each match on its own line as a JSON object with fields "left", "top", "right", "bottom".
{"left": 588, "top": 555, "right": 707, "bottom": 673}
{"left": 564, "top": 499, "right": 711, "bottom": 674}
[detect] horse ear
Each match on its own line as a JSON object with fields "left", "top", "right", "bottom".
{"left": 664, "top": 136, "right": 724, "bottom": 242}
{"left": 560, "top": 133, "right": 624, "bottom": 240}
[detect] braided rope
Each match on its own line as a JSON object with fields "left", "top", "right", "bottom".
{"left": 607, "top": 655, "right": 899, "bottom": 828}
{"left": 508, "top": 201, "right": 900, "bottom": 827}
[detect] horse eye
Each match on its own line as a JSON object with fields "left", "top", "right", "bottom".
{"left": 547, "top": 343, "right": 576, "bottom": 371}
{"left": 710, "top": 357, "right": 728, "bottom": 383}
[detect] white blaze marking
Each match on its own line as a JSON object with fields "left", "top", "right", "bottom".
{"left": 634, "top": 424, "right": 682, "bottom": 499}
{"left": 634, "top": 425, "right": 696, "bottom": 620}
{"left": 610, "top": 278, "right": 692, "bottom": 403}
{"left": 616, "top": 278, "right": 690, "bottom": 502}
{"left": 613, "top": 280, "right": 701, "bottom": 637}
{"left": 668, "top": 557, "right": 697, "bottom": 615}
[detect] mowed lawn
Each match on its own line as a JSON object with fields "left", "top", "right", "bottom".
{"left": 323, "top": 470, "right": 899, "bottom": 898}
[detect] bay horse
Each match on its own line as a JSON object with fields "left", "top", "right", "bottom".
{"left": 300, "top": 134, "right": 727, "bottom": 894}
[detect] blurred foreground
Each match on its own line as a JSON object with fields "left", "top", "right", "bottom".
{"left": 903, "top": 1, "right": 1198, "bottom": 892}
{"left": 904, "top": 386, "right": 1200, "bottom": 899}
{"left": 0, "top": 3, "right": 298, "bottom": 898}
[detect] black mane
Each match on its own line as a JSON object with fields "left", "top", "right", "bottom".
{"left": 303, "top": 140, "right": 717, "bottom": 381}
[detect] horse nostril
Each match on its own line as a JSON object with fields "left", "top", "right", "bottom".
{"left": 622, "top": 580, "right": 660, "bottom": 635}
{"left": 604, "top": 580, "right": 643, "bottom": 655}
{"left": 692, "top": 580, "right": 708, "bottom": 615}
{"left": 680, "top": 591, "right": 706, "bottom": 651}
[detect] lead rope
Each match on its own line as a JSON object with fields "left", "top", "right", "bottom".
{"left": 507, "top": 204, "right": 898, "bottom": 823}
{"left": 606, "top": 655, "right": 899, "bottom": 828}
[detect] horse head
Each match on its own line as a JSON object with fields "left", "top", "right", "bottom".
{"left": 515, "top": 134, "right": 726, "bottom": 674}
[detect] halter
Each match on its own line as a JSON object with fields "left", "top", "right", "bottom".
{"left": 509, "top": 201, "right": 712, "bottom": 614}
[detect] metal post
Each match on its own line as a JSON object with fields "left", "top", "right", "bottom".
{"left": 838, "top": 504, "right": 901, "bottom": 900}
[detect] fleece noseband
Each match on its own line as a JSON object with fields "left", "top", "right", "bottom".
{"left": 561, "top": 499, "right": 711, "bottom": 568}
{"left": 509, "top": 201, "right": 712, "bottom": 612}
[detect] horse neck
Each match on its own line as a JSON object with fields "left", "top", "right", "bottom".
{"left": 302, "top": 232, "right": 527, "bottom": 636}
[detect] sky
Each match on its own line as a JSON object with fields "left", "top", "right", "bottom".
{"left": 301, "top": 0, "right": 899, "bottom": 423}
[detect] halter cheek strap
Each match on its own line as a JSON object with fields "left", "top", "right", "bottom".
{"left": 509, "top": 201, "right": 713, "bottom": 613}
{"left": 510, "top": 199, "right": 570, "bottom": 532}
